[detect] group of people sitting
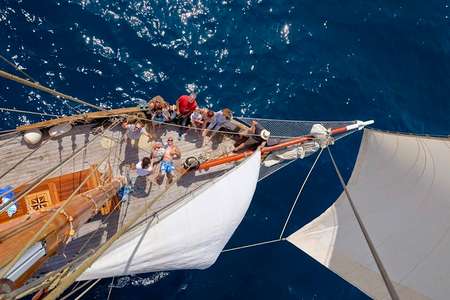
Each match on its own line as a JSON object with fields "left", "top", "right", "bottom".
{"left": 146, "top": 93, "right": 234, "bottom": 144}
{"left": 122, "top": 92, "right": 271, "bottom": 185}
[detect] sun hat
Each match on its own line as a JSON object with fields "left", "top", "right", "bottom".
{"left": 260, "top": 129, "right": 271, "bottom": 141}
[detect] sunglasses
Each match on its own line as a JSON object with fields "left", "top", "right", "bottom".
{"left": 167, "top": 139, "right": 173, "bottom": 142}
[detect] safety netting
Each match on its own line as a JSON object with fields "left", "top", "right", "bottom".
{"left": 237, "top": 117, "right": 357, "bottom": 181}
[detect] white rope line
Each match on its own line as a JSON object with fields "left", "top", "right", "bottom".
{"left": 221, "top": 238, "right": 284, "bottom": 253}
{"left": 278, "top": 148, "right": 323, "bottom": 239}
{"left": 0, "top": 107, "right": 60, "bottom": 117}
{"left": 0, "top": 68, "right": 105, "bottom": 111}
{"left": 106, "top": 277, "right": 115, "bottom": 300}
{"left": 59, "top": 280, "right": 93, "bottom": 300}
{"left": 0, "top": 54, "right": 103, "bottom": 112}
{"left": 74, "top": 278, "right": 101, "bottom": 300}
{"left": 0, "top": 52, "right": 37, "bottom": 82}
{"left": 138, "top": 116, "right": 307, "bottom": 139}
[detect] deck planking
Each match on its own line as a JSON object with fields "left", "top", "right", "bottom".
{"left": 0, "top": 121, "right": 241, "bottom": 275}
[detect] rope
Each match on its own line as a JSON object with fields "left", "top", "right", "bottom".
{"left": 58, "top": 280, "right": 93, "bottom": 300}
{"left": 0, "top": 107, "right": 60, "bottom": 118}
{"left": 0, "top": 69, "right": 105, "bottom": 111}
{"left": 0, "top": 53, "right": 37, "bottom": 82}
{"left": 278, "top": 148, "right": 323, "bottom": 239}
{"left": 74, "top": 278, "right": 101, "bottom": 300}
{"left": 10, "top": 249, "right": 95, "bottom": 299}
{"left": 327, "top": 147, "right": 400, "bottom": 300}
{"left": 0, "top": 128, "right": 17, "bottom": 135}
{"left": 43, "top": 168, "right": 191, "bottom": 300}
{"left": 0, "top": 153, "right": 110, "bottom": 278}
{"left": 221, "top": 238, "right": 284, "bottom": 253}
{"left": 106, "top": 277, "right": 115, "bottom": 300}
{"left": 137, "top": 116, "right": 304, "bottom": 140}
{"left": 0, "top": 138, "right": 50, "bottom": 181}
{"left": 0, "top": 120, "right": 121, "bottom": 213}
{"left": 0, "top": 53, "right": 84, "bottom": 116}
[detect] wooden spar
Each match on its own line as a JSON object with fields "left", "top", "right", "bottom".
{"left": 261, "top": 136, "right": 312, "bottom": 153}
{"left": 197, "top": 123, "right": 356, "bottom": 170}
{"left": 14, "top": 106, "right": 144, "bottom": 132}
{"left": 0, "top": 178, "right": 123, "bottom": 289}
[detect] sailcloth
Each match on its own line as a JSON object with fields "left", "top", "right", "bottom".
{"left": 80, "top": 150, "right": 261, "bottom": 280}
{"left": 288, "top": 129, "right": 450, "bottom": 299}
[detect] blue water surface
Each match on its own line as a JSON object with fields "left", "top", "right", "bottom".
{"left": 1, "top": 0, "right": 449, "bottom": 299}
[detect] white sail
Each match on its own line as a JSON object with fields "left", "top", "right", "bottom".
{"left": 288, "top": 129, "right": 450, "bottom": 300}
{"left": 80, "top": 151, "right": 261, "bottom": 280}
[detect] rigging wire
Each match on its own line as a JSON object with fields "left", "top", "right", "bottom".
{"left": 221, "top": 148, "right": 324, "bottom": 253}
{"left": 58, "top": 280, "right": 94, "bottom": 300}
{"left": 0, "top": 128, "right": 17, "bottom": 135}
{"left": 278, "top": 148, "right": 323, "bottom": 239}
{"left": 0, "top": 52, "right": 96, "bottom": 115}
{"left": 10, "top": 249, "right": 95, "bottom": 299}
{"left": 135, "top": 115, "right": 317, "bottom": 140}
{"left": 327, "top": 147, "right": 400, "bottom": 300}
{"left": 0, "top": 138, "right": 50, "bottom": 181}
{"left": 73, "top": 278, "right": 101, "bottom": 300}
{"left": 0, "top": 52, "right": 37, "bottom": 82}
{"left": 0, "top": 107, "right": 60, "bottom": 118}
{"left": 43, "top": 167, "right": 192, "bottom": 300}
{"left": 0, "top": 120, "right": 121, "bottom": 213}
{"left": 0, "top": 153, "right": 111, "bottom": 279}
{"left": 106, "top": 277, "right": 115, "bottom": 300}
{"left": 0, "top": 68, "right": 105, "bottom": 111}
{"left": 222, "top": 238, "right": 283, "bottom": 253}
{"left": 0, "top": 52, "right": 84, "bottom": 115}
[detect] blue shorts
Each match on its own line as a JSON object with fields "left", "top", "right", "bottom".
{"left": 160, "top": 160, "right": 175, "bottom": 175}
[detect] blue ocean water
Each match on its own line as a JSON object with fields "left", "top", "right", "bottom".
{"left": 1, "top": 0, "right": 449, "bottom": 299}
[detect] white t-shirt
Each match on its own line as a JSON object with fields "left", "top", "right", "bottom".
{"left": 136, "top": 161, "right": 152, "bottom": 176}
{"left": 190, "top": 111, "right": 203, "bottom": 123}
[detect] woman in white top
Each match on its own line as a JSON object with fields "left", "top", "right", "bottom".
{"left": 135, "top": 157, "right": 152, "bottom": 176}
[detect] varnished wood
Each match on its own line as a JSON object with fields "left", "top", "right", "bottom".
{"left": 0, "top": 179, "right": 122, "bottom": 287}
{"left": 1, "top": 119, "right": 239, "bottom": 281}
{"left": 15, "top": 106, "right": 143, "bottom": 132}
{"left": 0, "top": 168, "right": 102, "bottom": 224}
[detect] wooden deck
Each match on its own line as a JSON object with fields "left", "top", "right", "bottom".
{"left": 0, "top": 121, "right": 240, "bottom": 275}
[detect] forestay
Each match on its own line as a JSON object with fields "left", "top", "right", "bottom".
{"left": 238, "top": 117, "right": 356, "bottom": 181}
{"left": 287, "top": 129, "right": 450, "bottom": 300}
{"left": 79, "top": 150, "right": 261, "bottom": 280}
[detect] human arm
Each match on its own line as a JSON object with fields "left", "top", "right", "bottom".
{"left": 175, "top": 98, "right": 181, "bottom": 115}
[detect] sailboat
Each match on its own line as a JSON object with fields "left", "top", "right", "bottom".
{"left": 0, "top": 60, "right": 448, "bottom": 300}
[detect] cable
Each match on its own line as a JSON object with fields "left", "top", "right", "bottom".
{"left": 0, "top": 69, "right": 105, "bottom": 111}
{"left": 0, "top": 53, "right": 37, "bottom": 82}
{"left": 327, "top": 147, "right": 400, "bottom": 300}
{"left": 278, "top": 148, "right": 323, "bottom": 239}
{"left": 221, "top": 238, "right": 283, "bottom": 253}
{"left": 0, "top": 107, "right": 60, "bottom": 118}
